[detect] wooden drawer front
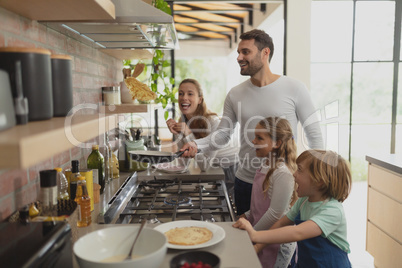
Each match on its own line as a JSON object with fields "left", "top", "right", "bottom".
{"left": 368, "top": 164, "right": 402, "bottom": 202}
{"left": 367, "top": 188, "right": 402, "bottom": 242}
{"left": 367, "top": 222, "right": 402, "bottom": 268}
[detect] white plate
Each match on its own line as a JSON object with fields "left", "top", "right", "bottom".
{"left": 153, "top": 220, "right": 226, "bottom": 249}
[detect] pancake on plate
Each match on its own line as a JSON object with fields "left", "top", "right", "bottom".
{"left": 165, "top": 226, "right": 213, "bottom": 246}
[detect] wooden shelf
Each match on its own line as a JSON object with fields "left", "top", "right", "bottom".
{"left": 100, "top": 104, "right": 148, "bottom": 114}
{"left": 0, "top": 0, "right": 115, "bottom": 21}
{"left": 0, "top": 114, "right": 116, "bottom": 169}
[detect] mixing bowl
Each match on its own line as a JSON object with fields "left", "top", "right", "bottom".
{"left": 73, "top": 225, "right": 167, "bottom": 268}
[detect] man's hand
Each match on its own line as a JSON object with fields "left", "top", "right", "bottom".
{"left": 180, "top": 141, "right": 198, "bottom": 157}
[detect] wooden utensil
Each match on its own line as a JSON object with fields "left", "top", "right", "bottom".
{"left": 132, "top": 63, "right": 145, "bottom": 78}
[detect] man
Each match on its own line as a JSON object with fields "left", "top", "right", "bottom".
{"left": 182, "top": 29, "right": 323, "bottom": 215}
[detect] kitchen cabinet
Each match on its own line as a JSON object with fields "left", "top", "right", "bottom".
{"left": 0, "top": 114, "right": 116, "bottom": 169}
{"left": 0, "top": 0, "right": 115, "bottom": 21}
{"left": 366, "top": 155, "right": 402, "bottom": 268}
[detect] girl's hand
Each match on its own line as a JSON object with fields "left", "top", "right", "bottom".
{"left": 232, "top": 218, "right": 252, "bottom": 231}
{"left": 237, "top": 214, "right": 247, "bottom": 220}
{"left": 166, "top": 119, "right": 178, "bottom": 134}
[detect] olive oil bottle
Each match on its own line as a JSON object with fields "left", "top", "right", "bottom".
{"left": 87, "top": 145, "right": 105, "bottom": 194}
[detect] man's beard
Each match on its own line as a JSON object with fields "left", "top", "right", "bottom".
{"left": 240, "top": 54, "right": 264, "bottom": 76}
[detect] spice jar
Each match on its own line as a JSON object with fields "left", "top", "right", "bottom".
{"left": 102, "top": 86, "right": 121, "bottom": 105}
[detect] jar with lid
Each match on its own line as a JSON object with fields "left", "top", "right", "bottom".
{"left": 39, "top": 169, "right": 58, "bottom": 216}
{"left": 102, "top": 86, "right": 121, "bottom": 105}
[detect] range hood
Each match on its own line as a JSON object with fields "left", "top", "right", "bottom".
{"left": 45, "top": 0, "right": 179, "bottom": 49}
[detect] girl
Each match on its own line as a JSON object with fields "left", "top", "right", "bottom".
{"left": 166, "top": 78, "right": 239, "bottom": 197}
{"left": 241, "top": 117, "right": 297, "bottom": 268}
{"left": 233, "top": 150, "right": 353, "bottom": 268}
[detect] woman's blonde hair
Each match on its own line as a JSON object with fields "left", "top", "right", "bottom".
{"left": 258, "top": 117, "right": 298, "bottom": 205}
{"left": 178, "top": 78, "right": 217, "bottom": 139}
{"left": 296, "top": 150, "right": 352, "bottom": 202}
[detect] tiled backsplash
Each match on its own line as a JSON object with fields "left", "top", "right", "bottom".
{"left": 0, "top": 7, "right": 123, "bottom": 221}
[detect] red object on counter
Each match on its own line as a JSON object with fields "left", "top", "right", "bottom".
{"left": 181, "top": 261, "right": 212, "bottom": 268}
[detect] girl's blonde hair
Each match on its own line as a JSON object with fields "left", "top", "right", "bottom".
{"left": 258, "top": 117, "right": 298, "bottom": 205}
{"left": 296, "top": 150, "right": 352, "bottom": 202}
{"left": 178, "top": 78, "right": 217, "bottom": 139}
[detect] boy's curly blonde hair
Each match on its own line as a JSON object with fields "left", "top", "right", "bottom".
{"left": 296, "top": 150, "right": 352, "bottom": 202}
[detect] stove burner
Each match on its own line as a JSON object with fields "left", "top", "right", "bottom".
{"left": 143, "top": 179, "right": 176, "bottom": 188}
{"left": 140, "top": 214, "right": 161, "bottom": 224}
{"left": 195, "top": 185, "right": 206, "bottom": 192}
{"left": 164, "top": 195, "right": 192, "bottom": 206}
{"left": 141, "top": 179, "right": 176, "bottom": 192}
{"left": 191, "top": 213, "right": 215, "bottom": 222}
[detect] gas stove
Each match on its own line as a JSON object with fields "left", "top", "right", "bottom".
{"left": 99, "top": 172, "right": 236, "bottom": 224}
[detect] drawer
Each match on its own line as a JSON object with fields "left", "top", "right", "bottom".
{"left": 367, "top": 222, "right": 402, "bottom": 268}
{"left": 367, "top": 188, "right": 402, "bottom": 242}
{"left": 368, "top": 164, "right": 402, "bottom": 202}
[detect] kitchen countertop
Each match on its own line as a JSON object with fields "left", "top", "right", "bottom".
{"left": 71, "top": 168, "right": 262, "bottom": 268}
{"left": 366, "top": 154, "right": 402, "bottom": 174}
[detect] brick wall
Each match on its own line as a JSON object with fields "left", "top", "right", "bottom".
{"left": 0, "top": 7, "right": 123, "bottom": 221}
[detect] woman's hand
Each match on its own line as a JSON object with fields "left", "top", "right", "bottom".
{"left": 172, "top": 122, "right": 192, "bottom": 136}
{"left": 166, "top": 119, "right": 178, "bottom": 134}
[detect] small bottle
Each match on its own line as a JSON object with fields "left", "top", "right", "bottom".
{"left": 55, "top": 167, "right": 69, "bottom": 200}
{"left": 74, "top": 176, "right": 91, "bottom": 227}
{"left": 39, "top": 169, "right": 58, "bottom": 216}
{"left": 87, "top": 145, "right": 105, "bottom": 194}
{"left": 70, "top": 160, "right": 81, "bottom": 200}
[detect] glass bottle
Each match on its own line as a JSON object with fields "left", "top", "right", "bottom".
{"left": 69, "top": 160, "right": 81, "bottom": 200}
{"left": 87, "top": 145, "right": 105, "bottom": 194}
{"left": 105, "top": 134, "right": 113, "bottom": 183}
{"left": 74, "top": 176, "right": 91, "bottom": 227}
{"left": 39, "top": 169, "right": 58, "bottom": 216}
{"left": 55, "top": 167, "right": 69, "bottom": 200}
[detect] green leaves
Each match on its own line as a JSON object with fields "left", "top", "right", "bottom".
{"left": 153, "top": 0, "right": 171, "bottom": 15}
{"left": 150, "top": 49, "right": 177, "bottom": 118}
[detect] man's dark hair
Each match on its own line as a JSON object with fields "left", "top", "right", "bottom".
{"left": 240, "top": 29, "right": 274, "bottom": 62}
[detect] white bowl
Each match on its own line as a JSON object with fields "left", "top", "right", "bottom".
{"left": 73, "top": 226, "right": 167, "bottom": 268}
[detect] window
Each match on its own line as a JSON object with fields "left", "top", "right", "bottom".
{"left": 311, "top": 0, "right": 401, "bottom": 181}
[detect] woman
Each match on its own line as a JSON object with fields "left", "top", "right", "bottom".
{"left": 166, "top": 78, "right": 239, "bottom": 197}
